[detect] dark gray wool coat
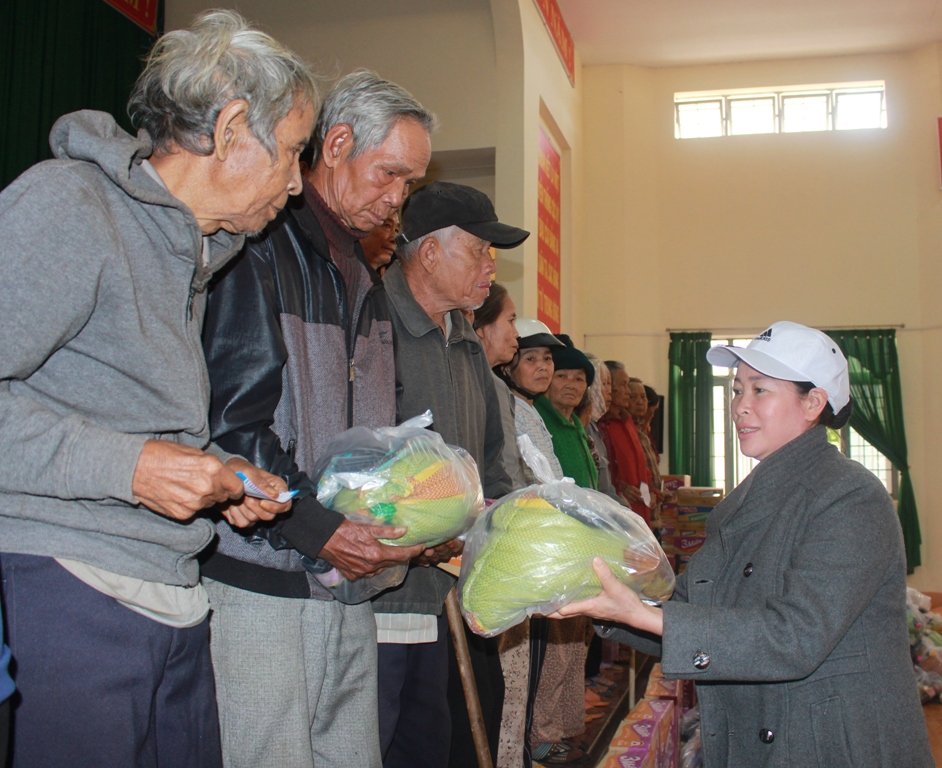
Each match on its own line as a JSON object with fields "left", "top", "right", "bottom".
{"left": 607, "top": 426, "right": 932, "bottom": 767}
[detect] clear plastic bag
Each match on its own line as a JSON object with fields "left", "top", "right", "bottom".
{"left": 458, "top": 436, "right": 674, "bottom": 637}
{"left": 305, "top": 412, "right": 484, "bottom": 605}
{"left": 314, "top": 411, "right": 484, "bottom": 547}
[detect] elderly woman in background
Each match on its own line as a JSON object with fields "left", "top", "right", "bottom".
{"left": 599, "top": 361, "right": 653, "bottom": 526}
{"left": 497, "top": 319, "right": 565, "bottom": 484}
{"left": 536, "top": 335, "right": 598, "bottom": 490}
{"left": 473, "top": 284, "right": 525, "bottom": 489}
{"left": 579, "top": 354, "right": 621, "bottom": 502}
{"left": 630, "top": 378, "right": 663, "bottom": 529}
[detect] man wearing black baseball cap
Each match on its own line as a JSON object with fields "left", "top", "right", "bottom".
{"left": 376, "top": 181, "right": 528, "bottom": 768}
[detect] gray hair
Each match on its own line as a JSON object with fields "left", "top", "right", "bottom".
{"left": 129, "top": 10, "right": 319, "bottom": 158}
{"left": 605, "top": 360, "right": 626, "bottom": 374}
{"left": 312, "top": 69, "right": 436, "bottom": 164}
{"left": 397, "top": 226, "right": 457, "bottom": 266}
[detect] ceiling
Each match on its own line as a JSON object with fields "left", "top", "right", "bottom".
{"left": 555, "top": 0, "right": 942, "bottom": 67}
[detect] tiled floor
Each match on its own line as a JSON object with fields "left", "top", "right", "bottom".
{"left": 925, "top": 702, "right": 942, "bottom": 765}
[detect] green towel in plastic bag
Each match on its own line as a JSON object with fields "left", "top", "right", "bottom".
{"left": 459, "top": 481, "right": 674, "bottom": 637}
{"left": 316, "top": 411, "right": 484, "bottom": 548}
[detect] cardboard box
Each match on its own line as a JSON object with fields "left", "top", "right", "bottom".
{"left": 673, "top": 487, "right": 724, "bottom": 507}
{"left": 649, "top": 664, "right": 697, "bottom": 710}
{"left": 645, "top": 675, "right": 682, "bottom": 703}
{"left": 661, "top": 475, "right": 690, "bottom": 494}
{"left": 663, "top": 535, "right": 707, "bottom": 555}
{"left": 674, "top": 505, "right": 715, "bottom": 522}
{"left": 609, "top": 699, "right": 676, "bottom": 768}
{"left": 600, "top": 746, "right": 655, "bottom": 768}
{"left": 661, "top": 520, "right": 706, "bottom": 537}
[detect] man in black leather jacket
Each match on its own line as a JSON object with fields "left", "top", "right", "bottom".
{"left": 201, "top": 70, "right": 433, "bottom": 768}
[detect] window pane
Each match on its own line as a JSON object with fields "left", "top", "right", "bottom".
{"left": 729, "top": 97, "right": 775, "bottom": 135}
{"left": 835, "top": 91, "right": 884, "bottom": 130}
{"left": 847, "top": 428, "right": 895, "bottom": 495}
{"left": 782, "top": 94, "right": 828, "bottom": 133}
{"left": 677, "top": 101, "right": 723, "bottom": 139}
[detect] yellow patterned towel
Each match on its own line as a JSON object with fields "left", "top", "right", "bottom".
{"left": 318, "top": 427, "right": 484, "bottom": 547}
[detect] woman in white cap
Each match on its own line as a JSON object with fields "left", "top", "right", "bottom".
{"left": 553, "top": 321, "right": 932, "bottom": 767}
{"left": 496, "top": 319, "right": 566, "bottom": 485}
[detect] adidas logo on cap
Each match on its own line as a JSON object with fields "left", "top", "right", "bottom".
{"left": 754, "top": 327, "right": 773, "bottom": 342}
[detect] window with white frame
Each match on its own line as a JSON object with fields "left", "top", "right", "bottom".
{"left": 675, "top": 82, "right": 886, "bottom": 139}
{"left": 709, "top": 337, "right": 898, "bottom": 496}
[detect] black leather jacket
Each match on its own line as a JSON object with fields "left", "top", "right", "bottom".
{"left": 201, "top": 194, "right": 397, "bottom": 598}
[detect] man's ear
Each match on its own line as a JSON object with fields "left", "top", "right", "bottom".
{"left": 320, "top": 124, "right": 354, "bottom": 169}
{"left": 212, "top": 99, "right": 250, "bottom": 162}
{"left": 804, "top": 387, "right": 829, "bottom": 423}
{"left": 417, "top": 236, "right": 439, "bottom": 274}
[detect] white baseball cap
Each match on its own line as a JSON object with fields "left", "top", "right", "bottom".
{"left": 514, "top": 318, "right": 564, "bottom": 349}
{"left": 706, "top": 321, "right": 850, "bottom": 411}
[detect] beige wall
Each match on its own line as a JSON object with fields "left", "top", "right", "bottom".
{"left": 166, "top": 0, "right": 582, "bottom": 327}
{"left": 579, "top": 47, "right": 942, "bottom": 588}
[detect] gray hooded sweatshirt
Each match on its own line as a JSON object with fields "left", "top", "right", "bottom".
{"left": 0, "top": 111, "right": 243, "bottom": 586}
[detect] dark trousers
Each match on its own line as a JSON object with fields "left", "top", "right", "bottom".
{"left": 378, "top": 613, "right": 451, "bottom": 768}
{"left": 0, "top": 553, "right": 221, "bottom": 768}
{"left": 0, "top": 698, "right": 9, "bottom": 768}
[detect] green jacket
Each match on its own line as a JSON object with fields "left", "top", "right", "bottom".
{"left": 534, "top": 397, "right": 598, "bottom": 490}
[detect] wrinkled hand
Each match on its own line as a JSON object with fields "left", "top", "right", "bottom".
{"left": 218, "top": 457, "right": 292, "bottom": 528}
{"left": 320, "top": 519, "right": 425, "bottom": 581}
{"left": 414, "top": 537, "right": 464, "bottom": 568}
{"left": 132, "top": 440, "right": 244, "bottom": 521}
{"left": 546, "top": 558, "right": 663, "bottom": 636}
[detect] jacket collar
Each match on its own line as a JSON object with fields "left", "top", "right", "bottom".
{"left": 720, "top": 425, "right": 832, "bottom": 533}
{"left": 383, "top": 262, "right": 479, "bottom": 344}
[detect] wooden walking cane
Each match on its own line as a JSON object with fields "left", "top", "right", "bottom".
{"left": 445, "top": 586, "right": 494, "bottom": 768}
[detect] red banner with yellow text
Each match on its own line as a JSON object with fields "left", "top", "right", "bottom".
{"left": 537, "top": 127, "right": 561, "bottom": 333}
{"left": 532, "top": 0, "right": 575, "bottom": 85}
{"left": 102, "top": 0, "right": 158, "bottom": 34}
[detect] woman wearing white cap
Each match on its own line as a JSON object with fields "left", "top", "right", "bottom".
{"left": 553, "top": 321, "right": 932, "bottom": 767}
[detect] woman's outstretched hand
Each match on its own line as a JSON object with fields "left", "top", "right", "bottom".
{"left": 546, "top": 557, "right": 664, "bottom": 637}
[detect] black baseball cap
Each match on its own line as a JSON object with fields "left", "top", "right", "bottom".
{"left": 397, "top": 181, "right": 530, "bottom": 249}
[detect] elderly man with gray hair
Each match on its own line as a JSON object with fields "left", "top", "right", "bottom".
{"left": 202, "top": 70, "right": 434, "bottom": 768}
{"left": 377, "top": 181, "right": 525, "bottom": 768}
{"left": 0, "top": 10, "right": 315, "bottom": 767}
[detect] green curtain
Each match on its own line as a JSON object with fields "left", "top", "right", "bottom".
{"left": 824, "top": 329, "right": 921, "bottom": 573}
{"left": 668, "top": 332, "right": 714, "bottom": 486}
{"left": 0, "top": 0, "right": 162, "bottom": 189}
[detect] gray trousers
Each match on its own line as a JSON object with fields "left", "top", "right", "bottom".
{"left": 204, "top": 578, "right": 381, "bottom": 768}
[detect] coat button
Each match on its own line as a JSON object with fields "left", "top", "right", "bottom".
{"left": 743, "top": 562, "right": 754, "bottom": 577}
{"left": 759, "top": 728, "right": 774, "bottom": 744}
{"left": 693, "top": 651, "right": 710, "bottom": 669}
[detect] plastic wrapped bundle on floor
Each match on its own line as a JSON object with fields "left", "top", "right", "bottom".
{"left": 315, "top": 411, "right": 484, "bottom": 548}
{"left": 458, "top": 476, "right": 675, "bottom": 637}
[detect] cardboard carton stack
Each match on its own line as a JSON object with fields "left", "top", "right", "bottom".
{"left": 598, "top": 663, "right": 698, "bottom": 768}
{"left": 600, "top": 698, "right": 677, "bottom": 768}
{"left": 659, "top": 479, "right": 723, "bottom": 574}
